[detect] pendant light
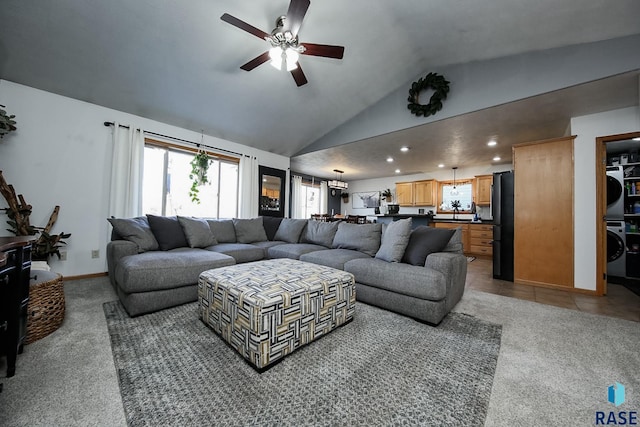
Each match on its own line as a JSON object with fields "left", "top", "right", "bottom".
{"left": 450, "top": 167, "right": 459, "bottom": 196}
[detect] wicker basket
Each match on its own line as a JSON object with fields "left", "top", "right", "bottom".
{"left": 26, "top": 271, "right": 65, "bottom": 344}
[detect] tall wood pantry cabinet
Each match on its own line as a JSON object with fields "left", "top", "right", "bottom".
{"left": 513, "top": 136, "right": 575, "bottom": 289}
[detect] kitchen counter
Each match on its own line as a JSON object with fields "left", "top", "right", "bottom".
{"left": 373, "top": 214, "right": 433, "bottom": 229}
{"left": 431, "top": 219, "right": 494, "bottom": 225}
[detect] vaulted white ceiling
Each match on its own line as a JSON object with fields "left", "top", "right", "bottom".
{"left": 1, "top": 0, "right": 639, "bottom": 179}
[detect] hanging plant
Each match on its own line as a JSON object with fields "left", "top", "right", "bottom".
{"left": 189, "top": 150, "right": 211, "bottom": 203}
{"left": 0, "top": 105, "right": 17, "bottom": 138}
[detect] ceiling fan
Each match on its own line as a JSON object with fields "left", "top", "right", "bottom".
{"left": 221, "top": 0, "right": 345, "bottom": 87}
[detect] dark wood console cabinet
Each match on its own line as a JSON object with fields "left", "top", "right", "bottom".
{"left": 0, "top": 236, "right": 33, "bottom": 378}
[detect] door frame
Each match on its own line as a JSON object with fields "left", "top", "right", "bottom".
{"left": 596, "top": 131, "right": 640, "bottom": 295}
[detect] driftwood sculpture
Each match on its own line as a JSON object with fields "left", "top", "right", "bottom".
{"left": 0, "top": 170, "right": 71, "bottom": 259}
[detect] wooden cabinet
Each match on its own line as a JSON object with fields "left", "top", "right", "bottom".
{"left": 396, "top": 182, "right": 413, "bottom": 206}
{"left": 513, "top": 136, "right": 575, "bottom": 289}
{"left": 396, "top": 180, "right": 435, "bottom": 206}
{"left": 468, "top": 224, "right": 493, "bottom": 256}
{"left": 262, "top": 188, "right": 280, "bottom": 199}
{"left": 0, "top": 237, "right": 32, "bottom": 378}
{"left": 475, "top": 175, "right": 493, "bottom": 206}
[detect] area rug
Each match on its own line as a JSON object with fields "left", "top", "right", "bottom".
{"left": 104, "top": 301, "right": 502, "bottom": 427}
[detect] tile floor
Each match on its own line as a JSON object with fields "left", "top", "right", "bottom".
{"left": 466, "top": 257, "right": 640, "bottom": 322}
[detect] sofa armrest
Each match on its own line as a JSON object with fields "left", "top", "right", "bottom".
{"left": 106, "top": 240, "right": 138, "bottom": 287}
{"left": 425, "top": 252, "right": 467, "bottom": 312}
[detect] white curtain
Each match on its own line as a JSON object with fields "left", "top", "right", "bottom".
{"left": 108, "top": 122, "right": 144, "bottom": 218}
{"left": 320, "top": 181, "right": 328, "bottom": 215}
{"left": 291, "top": 175, "right": 304, "bottom": 219}
{"left": 238, "top": 155, "right": 259, "bottom": 218}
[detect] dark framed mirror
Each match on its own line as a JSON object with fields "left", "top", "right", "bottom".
{"left": 259, "top": 166, "right": 286, "bottom": 217}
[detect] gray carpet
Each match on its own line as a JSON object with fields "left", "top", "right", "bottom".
{"left": 103, "top": 300, "right": 502, "bottom": 427}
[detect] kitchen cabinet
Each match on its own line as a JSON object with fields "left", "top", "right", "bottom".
{"left": 468, "top": 224, "right": 493, "bottom": 256}
{"left": 513, "top": 136, "right": 575, "bottom": 289}
{"left": 475, "top": 175, "right": 493, "bottom": 206}
{"left": 396, "top": 180, "right": 435, "bottom": 206}
{"left": 262, "top": 188, "right": 280, "bottom": 199}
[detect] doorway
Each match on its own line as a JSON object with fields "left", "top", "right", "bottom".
{"left": 596, "top": 131, "right": 640, "bottom": 296}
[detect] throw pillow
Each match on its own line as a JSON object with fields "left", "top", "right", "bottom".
{"left": 262, "top": 216, "right": 284, "bottom": 241}
{"left": 233, "top": 217, "right": 268, "bottom": 243}
{"left": 274, "top": 218, "right": 308, "bottom": 243}
{"left": 302, "top": 221, "right": 340, "bottom": 247}
{"left": 177, "top": 216, "right": 218, "bottom": 248}
{"left": 107, "top": 216, "right": 159, "bottom": 252}
{"left": 375, "top": 218, "right": 412, "bottom": 262}
{"left": 146, "top": 215, "right": 189, "bottom": 251}
{"left": 402, "top": 226, "right": 455, "bottom": 266}
{"left": 442, "top": 228, "right": 464, "bottom": 253}
{"left": 206, "top": 219, "right": 237, "bottom": 243}
{"left": 332, "top": 222, "right": 382, "bottom": 257}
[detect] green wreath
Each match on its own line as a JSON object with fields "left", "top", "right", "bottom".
{"left": 407, "top": 72, "right": 450, "bottom": 117}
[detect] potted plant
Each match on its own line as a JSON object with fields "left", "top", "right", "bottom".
{"left": 451, "top": 200, "right": 461, "bottom": 220}
{"left": 189, "top": 151, "right": 211, "bottom": 203}
{"left": 340, "top": 192, "right": 349, "bottom": 203}
{"left": 0, "top": 105, "right": 17, "bottom": 138}
{"left": 381, "top": 188, "right": 393, "bottom": 203}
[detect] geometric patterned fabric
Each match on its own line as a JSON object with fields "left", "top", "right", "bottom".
{"left": 198, "top": 259, "right": 356, "bottom": 370}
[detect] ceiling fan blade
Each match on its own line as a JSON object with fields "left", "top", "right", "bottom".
{"left": 300, "top": 43, "right": 345, "bottom": 59}
{"left": 290, "top": 65, "right": 308, "bottom": 87}
{"left": 284, "top": 0, "right": 310, "bottom": 36}
{"left": 240, "top": 52, "right": 271, "bottom": 71}
{"left": 221, "top": 13, "right": 270, "bottom": 40}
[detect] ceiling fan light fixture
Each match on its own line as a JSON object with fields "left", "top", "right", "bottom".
{"left": 268, "top": 46, "right": 299, "bottom": 71}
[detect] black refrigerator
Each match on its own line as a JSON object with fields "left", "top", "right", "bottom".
{"left": 492, "top": 171, "right": 514, "bottom": 281}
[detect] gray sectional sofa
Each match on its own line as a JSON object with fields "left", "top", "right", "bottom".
{"left": 106, "top": 215, "right": 467, "bottom": 324}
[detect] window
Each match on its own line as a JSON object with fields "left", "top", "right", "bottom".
{"left": 437, "top": 180, "right": 474, "bottom": 213}
{"left": 296, "top": 182, "right": 320, "bottom": 218}
{"left": 142, "top": 141, "right": 239, "bottom": 218}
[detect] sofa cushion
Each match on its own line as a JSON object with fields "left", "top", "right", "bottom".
{"left": 302, "top": 221, "right": 340, "bottom": 248}
{"left": 114, "top": 248, "right": 235, "bottom": 293}
{"left": 107, "top": 216, "right": 159, "bottom": 252}
{"left": 344, "top": 258, "right": 447, "bottom": 301}
{"left": 300, "top": 248, "right": 371, "bottom": 270}
{"left": 442, "top": 227, "right": 464, "bottom": 254}
{"left": 332, "top": 222, "right": 382, "bottom": 257}
{"left": 262, "top": 217, "right": 284, "bottom": 241}
{"left": 206, "top": 219, "right": 237, "bottom": 243}
{"left": 375, "top": 218, "right": 412, "bottom": 262}
{"left": 146, "top": 215, "right": 189, "bottom": 250}
{"left": 233, "top": 218, "right": 268, "bottom": 243}
{"left": 274, "top": 218, "right": 307, "bottom": 243}
{"left": 267, "top": 243, "right": 327, "bottom": 260}
{"left": 206, "top": 243, "right": 265, "bottom": 264}
{"left": 177, "top": 216, "right": 218, "bottom": 248}
{"left": 402, "top": 226, "right": 456, "bottom": 266}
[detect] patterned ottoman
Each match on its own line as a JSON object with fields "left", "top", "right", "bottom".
{"left": 198, "top": 259, "right": 356, "bottom": 370}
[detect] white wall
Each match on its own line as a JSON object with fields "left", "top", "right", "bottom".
{"left": 0, "top": 80, "right": 289, "bottom": 277}
{"left": 343, "top": 164, "right": 512, "bottom": 219}
{"left": 571, "top": 106, "right": 640, "bottom": 291}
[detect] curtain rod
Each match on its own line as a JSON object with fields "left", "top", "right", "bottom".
{"left": 103, "top": 121, "right": 246, "bottom": 158}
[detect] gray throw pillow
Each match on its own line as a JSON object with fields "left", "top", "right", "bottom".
{"left": 177, "top": 216, "right": 218, "bottom": 248}
{"left": 107, "top": 216, "right": 159, "bottom": 253}
{"left": 274, "top": 218, "right": 308, "bottom": 243}
{"left": 206, "top": 219, "right": 237, "bottom": 243}
{"left": 332, "top": 222, "right": 382, "bottom": 257}
{"left": 402, "top": 226, "right": 455, "bottom": 266}
{"left": 262, "top": 216, "right": 284, "bottom": 241}
{"left": 302, "top": 221, "right": 340, "bottom": 247}
{"left": 146, "top": 215, "right": 189, "bottom": 251}
{"left": 233, "top": 217, "right": 268, "bottom": 243}
{"left": 375, "top": 218, "right": 412, "bottom": 262}
{"left": 442, "top": 227, "right": 463, "bottom": 253}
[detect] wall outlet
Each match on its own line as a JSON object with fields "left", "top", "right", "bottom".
{"left": 59, "top": 251, "right": 67, "bottom": 261}
{"left": 91, "top": 249, "right": 100, "bottom": 259}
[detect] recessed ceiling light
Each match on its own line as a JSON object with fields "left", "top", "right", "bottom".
{"left": 387, "top": 157, "right": 394, "bottom": 162}
{"left": 493, "top": 156, "right": 501, "bottom": 161}
{"left": 395, "top": 169, "right": 401, "bottom": 173}
{"left": 438, "top": 164, "right": 445, "bottom": 168}
{"left": 487, "top": 140, "right": 497, "bottom": 146}
{"left": 400, "top": 146, "right": 409, "bottom": 152}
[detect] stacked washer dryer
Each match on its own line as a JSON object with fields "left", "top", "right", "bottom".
{"left": 606, "top": 165, "right": 626, "bottom": 277}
